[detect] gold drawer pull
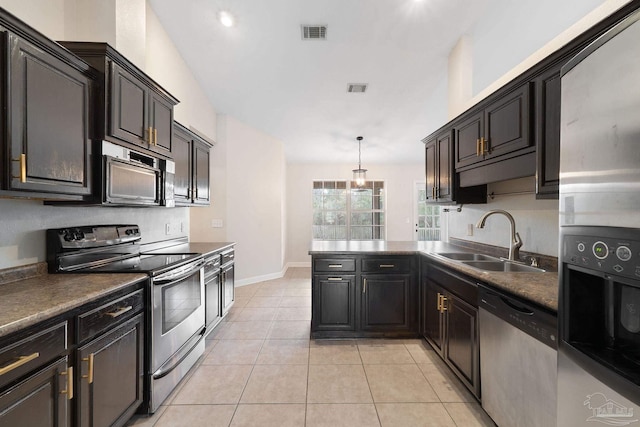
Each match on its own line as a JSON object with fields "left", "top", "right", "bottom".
{"left": 11, "top": 154, "right": 26, "bottom": 183}
{"left": 0, "top": 352, "right": 39, "bottom": 375}
{"left": 60, "top": 367, "right": 73, "bottom": 400}
{"left": 106, "top": 305, "right": 133, "bottom": 318}
{"left": 82, "top": 353, "right": 94, "bottom": 384}
{"left": 327, "top": 277, "right": 343, "bottom": 281}
{"left": 328, "top": 264, "right": 342, "bottom": 268}
{"left": 379, "top": 264, "right": 395, "bottom": 268}
{"left": 441, "top": 296, "right": 448, "bottom": 312}
{"left": 437, "top": 293, "right": 442, "bottom": 311}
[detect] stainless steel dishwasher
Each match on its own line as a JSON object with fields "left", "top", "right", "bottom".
{"left": 479, "top": 284, "right": 557, "bottom": 427}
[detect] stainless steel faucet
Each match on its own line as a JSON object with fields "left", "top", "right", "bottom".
{"left": 476, "top": 210, "right": 522, "bottom": 262}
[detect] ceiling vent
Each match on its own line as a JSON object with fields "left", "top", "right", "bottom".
{"left": 301, "top": 25, "right": 327, "bottom": 40}
{"left": 347, "top": 83, "right": 368, "bottom": 93}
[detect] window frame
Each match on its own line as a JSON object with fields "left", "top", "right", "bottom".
{"left": 312, "top": 179, "right": 386, "bottom": 241}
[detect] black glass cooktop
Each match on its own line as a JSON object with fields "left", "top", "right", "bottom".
{"left": 85, "top": 253, "right": 201, "bottom": 275}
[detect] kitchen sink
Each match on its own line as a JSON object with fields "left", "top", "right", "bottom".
{"left": 460, "top": 260, "right": 546, "bottom": 273}
{"left": 435, "top": 252, "right": 500, "bottom": 261}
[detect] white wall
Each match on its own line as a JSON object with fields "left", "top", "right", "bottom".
{"left": 0, "top": 0, "right": 66, "bottom": 40}
{"left": 286, "top": 163, "right": 424, "bottom": 265}
{"left": 195, "top": 115, "right": 285, "bottom": 284}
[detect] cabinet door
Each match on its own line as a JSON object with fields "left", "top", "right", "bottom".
{"left": 484, "top": 83, "right": 532, "bottom": 160}
{"left": 192, "top": 139, "right": 211, "bottom": 205}
{"left": 221, "top": 264, "right": 235, "bottom": 315}
{"left": 205, "top": 272, "right": 223, "bottom": 331}
{"left": 444, "top": 294, "right": 479, "bottom": 397}
{"left": 535, "top": 67, "right": 561, "bottom": 199}
{"left": 454, "top": 111, "right": 483, "bottom": 169}
{"left": 424, "top": 138, "right": 437, "bottom": 202}
{"left": 109, "top": 63, "right": 148, "bottom": 147}
{"left": 312, "top": 275, "right": 356, "bottom": 332}
{"left": 8, "top": 35, "right": 92, "bottom": 196}
{"left": 423, "top": 281, "right": 445, "bottom": 355}
{"left": 149, "top": 92, "right": 173, "bottom": 155}
{"left": 172, "top": 127, "right": 192, "bottom": 205}
{"left": 436, "top": 132, "right": 453, "bottom": 202}
{"left": 360, "top": 274, "right": 414, "bottom": 332}
{"left": 77, "top": 314, "right": 143, "bottom": 427}
{"left": 0, "top": 357, "right": 70, "bottom": 427}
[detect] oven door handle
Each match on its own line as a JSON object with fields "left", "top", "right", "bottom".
{"left": 153, "top": 331, "right": 205, "bottom": 380}
{"left": 153, "top": 262, "right": 204, "bottom": 285}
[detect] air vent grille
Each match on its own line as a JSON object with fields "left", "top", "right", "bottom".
{"left": 347, "top": 84, "right": 368, "bottom": 93}
{"left": 301, "top": 25, "right": 327, "bottom": 40}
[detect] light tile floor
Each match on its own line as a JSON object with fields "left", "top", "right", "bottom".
{"left": 127, "top": 268, "right": 496, "bottom": 427}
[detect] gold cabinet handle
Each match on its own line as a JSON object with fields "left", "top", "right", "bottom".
{"left": 60, "top": 366, "right": 73, "bottom": 400}
{"left": 82, "top": 353, "right": 94, "bottom": 384}
{"left": 436, "top": 293, "right": 442, "bottom": 311}
{"left": 0, "top": 352, "right": 39, "bottom": 375}
{"left": 441, "top": 296, "right": 448, "bottom": 312}
{"left": 379, "top": 264, "right": 395, "bottom": 268}
{"left": 431, "top": 186, "right": 436, "bottom": 199}
{"left": 154, "top": 128, "right": 158, "bottom": 146}
{"left": 148, "top": 127, "right": 154, "bottom": 145}
{"left": 363, "top": 278, "right": 367, "bottom": 293}
{"left": 481, "top": 137, "right": 488, "bottom": 154}
{"left": 106, "top": 305, "right": 133, "bottom": 318}
{"left": 11, "top": 154, "right": 26, "bottom": 183}
{"left": 327, "top": 277, "right": 343, "bottom": 281}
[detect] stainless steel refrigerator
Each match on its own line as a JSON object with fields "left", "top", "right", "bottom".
{"left": 558, "top": 6, "right": 640, "bottom": 426}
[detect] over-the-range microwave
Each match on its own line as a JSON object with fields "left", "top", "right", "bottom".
{"left": 101, "top": 141, "right": 174, "bottom": 207}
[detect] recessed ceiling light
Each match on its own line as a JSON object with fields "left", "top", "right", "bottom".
{"left": 219, "top": 11, "right": 234, "bottom": 27}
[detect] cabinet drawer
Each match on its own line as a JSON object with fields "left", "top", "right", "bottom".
{"left": 221, "top": 249, "right": 235, "bottom": 266}
{"left": 361, "top": 257, "right": 413, "bottom": 273}
{"left": 313, "top": 258, "right": 356, "bottom": 272}
{"left": 428, "top": 263, "right": 478, "bottom": 305}
{"left": 78, "top": 289, "right": 144, "bottom": 343}
{"left": 0, "top": 322, "right": 67, "bottom": 389}
{"left": 204, "top": 254, "right": 221, "bottom": 281}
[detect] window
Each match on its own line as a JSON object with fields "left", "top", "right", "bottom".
{"left": 416, "top": 183, "right": 441, "bottom": 241}
{"left": 313, "top": 180, "right": 385, "bottom": 240}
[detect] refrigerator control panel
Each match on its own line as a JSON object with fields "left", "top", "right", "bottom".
{"left": 563, "top": 232, "right": 640, "bottom": 279}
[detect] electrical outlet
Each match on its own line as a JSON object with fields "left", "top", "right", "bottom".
{"left": 211, "top": 219, "right": 223, "bottom": 228}
{"left": 467, "top": 223, "right": 474, "bottom": 236}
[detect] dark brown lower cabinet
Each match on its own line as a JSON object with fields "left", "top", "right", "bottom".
{"left": 76, "top": 314, "right": 144, "bottom": 427}
{"left": 422, "top": 260, "right": 480, "bottom": 399}
{"left": 0, "top": 357, "right": 70, "bottom": 427}
{"left": 312, "top": 275, "right": 356, "bottom": 333}
{"left": 360, "top": 274, "right": 415, "bottom": 332}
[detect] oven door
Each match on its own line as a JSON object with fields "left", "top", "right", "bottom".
{"left": 151, "top": 261, "right": 205, "bottom": 373}
{"left": 104, "top": 156, "right": 161, "bottom": 206}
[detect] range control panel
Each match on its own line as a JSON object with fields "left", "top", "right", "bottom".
{"left": 48, "top": 225, "right": 141, "bottom": 250}
{"left": 563, "top": 229, "right": 640, "bottom": 280}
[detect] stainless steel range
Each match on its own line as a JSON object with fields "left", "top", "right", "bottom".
{"left": 47, "top": 225, "right": 205, "bottom": 414}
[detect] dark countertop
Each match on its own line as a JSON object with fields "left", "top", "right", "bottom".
{"left": 309, "top": 240, "right": 559, "bottom": 313}
{"left": 0, "top": 271, "right": 147, "bottom": 339}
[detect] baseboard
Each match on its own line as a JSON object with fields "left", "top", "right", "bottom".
{"left": 235, "top": 262, "right": 311, "bottom": 287}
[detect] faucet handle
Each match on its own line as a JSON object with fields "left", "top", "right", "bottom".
{"left": 514, "top": 232, "right": 523, "bottom": 249}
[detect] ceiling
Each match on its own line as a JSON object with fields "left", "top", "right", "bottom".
{"left": 147, "top": 0, "right": 546, "bottom": 164}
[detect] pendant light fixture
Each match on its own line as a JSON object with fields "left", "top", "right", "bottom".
{"left": 352, "top": 136, "right": 367, "bottom": 187}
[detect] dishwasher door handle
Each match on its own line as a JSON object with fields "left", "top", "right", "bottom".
{"left": 500, "top": 296, "right": 534, "bottom": 315}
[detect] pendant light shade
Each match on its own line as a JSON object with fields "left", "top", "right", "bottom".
{"left": 352, "top": 136, "right": 367, "bottom": 187}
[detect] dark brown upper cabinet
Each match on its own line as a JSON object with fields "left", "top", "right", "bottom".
{"left": 455, "top": 83, "right": 533, "bottom": 171}
{"left": 534, "top": 66, "right": 561, "bottom": 199}
{"left": 423, "top": 130, "right": 486, "bottom": 205}
{"left": 58, "top": 42, "right": 178, "bottom": 158}
{"left": 173, "top": 122, "right": 212, "bottom": 206}
{"left": 0, "top": 12, "right": 95, "bottom": 200}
